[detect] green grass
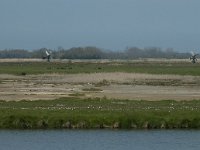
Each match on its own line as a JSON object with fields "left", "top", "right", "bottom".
{"left": 1, "top": 98, "right": 200, "bottom": 129}
{"left": 0, "top": 61, "right": 200, "bottom": 75}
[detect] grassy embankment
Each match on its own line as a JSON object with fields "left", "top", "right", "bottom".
{"left": 0, "top": 97, "right": 200, "bottom": 129}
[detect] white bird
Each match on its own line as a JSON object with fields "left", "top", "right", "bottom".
{"left": 190, "top": 51, "right": 198, "bottom": 63}
{"left": 46, "top": 50, "right": 50, "bottom": 56}
{"left": 42, "top": 50, "right": 51, "bottom": 62}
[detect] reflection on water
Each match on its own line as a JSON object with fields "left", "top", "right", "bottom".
{"left": 0, "top": 130, "right": 200, "bottom": 150}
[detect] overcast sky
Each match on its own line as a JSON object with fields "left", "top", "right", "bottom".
{"left": 1, "top": 0, "right": 200, "bottom": 52}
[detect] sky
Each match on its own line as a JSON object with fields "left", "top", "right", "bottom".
{"left": 0, "top": 0, "right": 200, "bottom": 52}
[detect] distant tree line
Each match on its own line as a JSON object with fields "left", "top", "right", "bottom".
{"left": 0, "top": 47, "right": 190, "bottom": 59}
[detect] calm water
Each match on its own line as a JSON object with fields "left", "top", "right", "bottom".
{"left": 0, "top": 130, "right": 200, "bottom": 150}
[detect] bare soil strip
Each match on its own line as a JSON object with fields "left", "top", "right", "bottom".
{"left": 0, "top": 73, "right": 200, "bottom": 101}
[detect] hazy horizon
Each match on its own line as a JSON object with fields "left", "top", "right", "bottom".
{"left": 1, "top": 0, "right": 200, "bottom": 52}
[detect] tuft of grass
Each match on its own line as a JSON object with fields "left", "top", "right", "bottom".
{"left": 21, "top": 72, "right": 27, "bottom": 76}
{"left": 82, "top": 88, "right": 102, "bottom": 92}
{"left": 95, "top": 79, "right": 110, "bottom": 87}
{"left": 68, "top": 93, "right": 85, "bottom": 97}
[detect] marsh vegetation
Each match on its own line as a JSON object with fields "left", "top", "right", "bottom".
{"left": 0, "top": 98, "right": 200, "bottom": 129}
{"left": 0, "top": 60, "right": 200, "bottom": 75}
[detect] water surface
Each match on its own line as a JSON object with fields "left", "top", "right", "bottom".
{"left": 0, "top": 130, "right": 199, "bottom": 150}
